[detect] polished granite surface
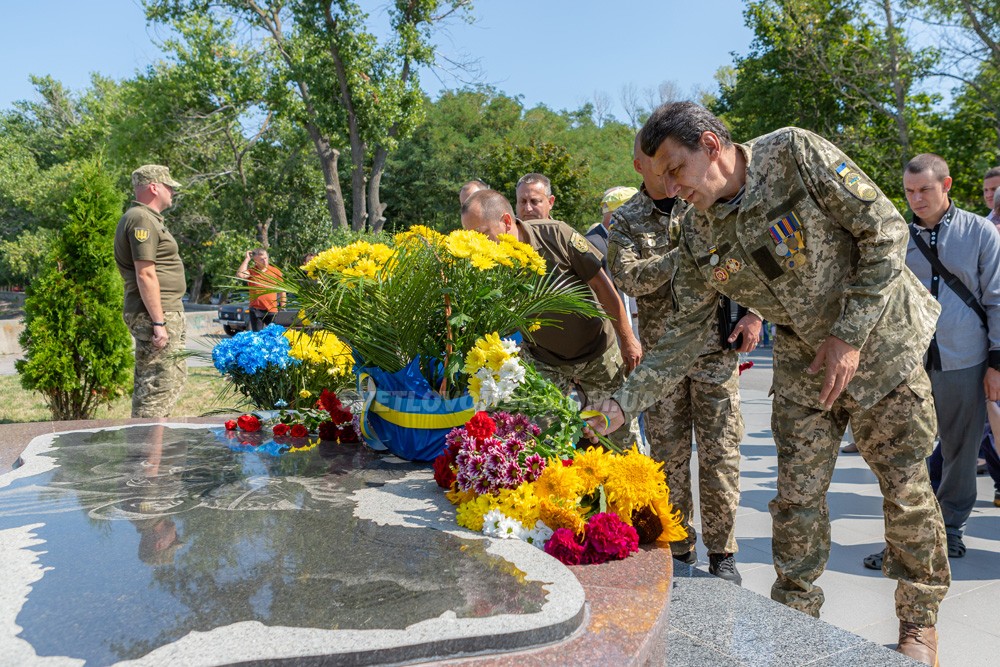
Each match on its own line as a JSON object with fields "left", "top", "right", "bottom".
{"left": 0, "top": 424, "right": 584, "bottom": 666}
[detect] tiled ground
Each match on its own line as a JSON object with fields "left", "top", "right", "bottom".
{"left": 675, "top": 348, "right": 1000, "bottom": 666}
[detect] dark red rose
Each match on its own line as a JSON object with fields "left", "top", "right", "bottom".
{"left": 338, "top": 424, "right": 360, "bottom": 443}
{"left": 272, "top": 423, "right": 291, "bottom": 437}
{"left": 318, "top": 421, "right": 340, "bottom": 441}
{"left": 289, "top": 423, "right": 309, "bottom": 438}
{"left": 329, "top": 406, "right": 353, "bottom": 425}
{"left": 316, "top": 389, "right": 342, "bottom": 413}
{"left": 237, "top": 414, "right": 261, "bottom": 432}
{"left": 433, "top": 452, "right": 457, "bottom": 489}
{"left": 224, "top": 419, "right": 238, "bottom": 431}
{"left": 465, "top": 411, "right": 496, "bottom": 440}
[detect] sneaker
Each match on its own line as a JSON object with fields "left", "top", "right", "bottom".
{"left": 708, "top": 553, "right": 742, "bottom": 585}
{"left": 896, "top": 622, "right": 938, "bottom": 666}
{"left": 672, "top": 550, "right": 697, "bottom": 565}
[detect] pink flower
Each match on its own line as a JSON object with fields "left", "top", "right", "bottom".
{"left": 544, "top": 528, "right": 586, "bottom": 565}
{"left": 584, "top": 513, "right": 639, "bottom": 561}
{"left": 523, "top": 453, "right": 545, "bottom": 481}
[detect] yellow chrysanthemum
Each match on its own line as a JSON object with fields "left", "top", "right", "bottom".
{"left": 463, "top": 332, "right": 514, "bottom": 375}
{"left": 394, "top": 225, "right": 445, "bottom": 248}
{"left": 651, "top": 496, "right": 688, "bottom": 544}
{"left": 304, "top": 240, "right": 394, "bottom": 279}
{"left": 455, "top": 494, "right": 499, "bottom": 531}
{"left": 527, "top": 320, "right": 542, "bottom": 333}
{"left": 494, "top": 484, "right": 542, "bottom": 528}
{"left": 539, "top": 497, "right": 586, "bottom": 536}
{"left": 534, "top": 459, "right": 585, "bottom": 502}
{"left": 446, "top": 488, "right": 476, "bottom": 507}
{"left": 285, "top": 330, "right": 353, "bottom": 377}
{"left": 570, "top": 446, "right": 612, "bottom": 495}
{"left": 496, "top": 233, "right": 546, "bottom": 275}
{"left": 604, "top": 446, "right": 669, "bottom": 525}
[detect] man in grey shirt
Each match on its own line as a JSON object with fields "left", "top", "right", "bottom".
{"left": 865, "top": 153, "right": 1000, "bottom": 568}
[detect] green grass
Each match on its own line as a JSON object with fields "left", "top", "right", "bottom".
{"left": 0, "top": 367, "right": 241, "bottom": 424}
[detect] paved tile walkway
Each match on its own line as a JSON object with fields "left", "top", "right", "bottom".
{"left": 679, "top": 348, "right": 1000, "bottom": 666}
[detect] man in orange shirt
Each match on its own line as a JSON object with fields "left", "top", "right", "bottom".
{"left": 236, "top": 248, "right": 286, "bottom": 331}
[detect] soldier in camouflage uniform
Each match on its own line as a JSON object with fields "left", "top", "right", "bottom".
{"left": 588, "top": 103, "right": 948, "bottom": 665}
{"left": 114, "top": 165, "right": 188, "bottom": 418}
{"left": 607, "top": 135, "right": 761, "bottom": 584}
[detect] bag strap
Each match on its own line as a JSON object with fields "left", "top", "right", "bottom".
{"left": 909, "top": 225, "right": 987, "bottom": 325}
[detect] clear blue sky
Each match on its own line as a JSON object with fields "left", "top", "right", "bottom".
{"left": 0, "top": 0, "right": 753, "bottom": 121}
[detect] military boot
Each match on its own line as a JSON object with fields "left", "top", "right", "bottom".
{"left": 896, "top": 622, "right": 938, "bottom": 666}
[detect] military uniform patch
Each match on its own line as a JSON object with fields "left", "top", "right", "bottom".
{"left": 834, "top": 162, "right": 878, "bottom": 202}
{"left": 713, "top": 266, "right": 729, "bottom": 283}
{"left": 725, "top": 258, "right": 742, "bottom": 273}
{"left": 570, "top": 232, "right": 590, "bottom": 253}
{"left": 134, "top": 228, "right": 149, "bottom": 242}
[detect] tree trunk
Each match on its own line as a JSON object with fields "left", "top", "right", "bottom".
{"left": 305, "top": 125, "right": 349, "bottom": 229}
{"left": 881, "top": 0, "right": 911, "bottom": 167}
{"left": 256, "top": 217, "right": 272, "bottom": 248}
{"left": 368, "top": 146, "right": 389, "bottom": 233}
{"left": 188, "top": 269, "right": 205, "bottom": 305}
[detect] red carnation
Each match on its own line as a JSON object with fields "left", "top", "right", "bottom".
{"left": 544, "top": 528, "right": 586, "bottom": 566}
{"left": 465, "top": 411, "right": 496, "bottom": 440}
{"left": 339, "top": 424, "right": 360, "bottom": 443}
{"left": 318, "top": 421, "right": 340, "bottom": 441}
{"left": 583, "top": 512, "right": 639, "bottom": 562}
{"left": 224, "top": 419, "right": 238, "bottom": 431}
{"left": 433, "top": 451, "right": 457, "bottom": 489}
{"left": 289, "top": 423, "right": 309, "bottom": 438}
{"left": 316, "top": 389, "right": 342, "bottom": 413}
{"left": 272, "top": 423, "right": 291, "bottom": 437}
{"left": 237, "top": 414, "right": 261, "bottom": 432}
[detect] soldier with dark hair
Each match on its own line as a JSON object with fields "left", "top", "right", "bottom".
{"left": 587, "top": 102, "right": 949, "bottom": 665}
{"left": 607, "top": 133, "right": 761, "bottom": 583}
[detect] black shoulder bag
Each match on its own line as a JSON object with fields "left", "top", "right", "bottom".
{"left": 909, "top": 225, "right": 987, "bottom": 325}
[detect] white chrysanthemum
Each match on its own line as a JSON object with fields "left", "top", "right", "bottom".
{"left": 482, "top": 509, "right": 525, "bottom": 540}
{"left": 522, "top": 520, "right": 554, "bottom": 548}
{"left": 500, "top": 338, "right": 520, "bottom": 356}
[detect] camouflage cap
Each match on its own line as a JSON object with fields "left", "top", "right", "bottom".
{"left": 601, "top": 186, "right": 638, "bottom": 215}
{"left": 131, "top": 165, "right": 182, "bottom": 189}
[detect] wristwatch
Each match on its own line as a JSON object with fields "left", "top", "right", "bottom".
{"left": 151, "top": 321, "right": 166, "bottom": 327}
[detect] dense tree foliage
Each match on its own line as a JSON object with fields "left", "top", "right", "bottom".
{"left": 16, "top": 161, "right": 133, "bottom": 420}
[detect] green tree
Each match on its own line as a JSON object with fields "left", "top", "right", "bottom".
{"left": 146, "top": 0, "right": 473, "bottom": 232}
{"left": 481, "top": 138, "right": 590, "bottom": 229}
{"left": 0, "top": 228, "right": 57, "bottom": 286}
{"left": 16, "top": 160, "right": 133, "bottom": 420}
{"left": 714, "top": 0, "right": 940, "bottom": 196}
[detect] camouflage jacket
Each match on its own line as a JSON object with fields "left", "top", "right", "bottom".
{"left": 607, "top": 187, "right": 726, "bottom": 360}
{"left": 615, "top": 127, "right": 940, "bottom": 414}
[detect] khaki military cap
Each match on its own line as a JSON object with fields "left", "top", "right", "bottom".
{"left": 132, "top": 165, "right": 182, "bottom": 189}
{"left": 601, "top": 186, "right": 638, "bottom": 215}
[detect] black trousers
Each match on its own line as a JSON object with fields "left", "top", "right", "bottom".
{"left": 249, "top": 308, "right": 275, "bottom": 332}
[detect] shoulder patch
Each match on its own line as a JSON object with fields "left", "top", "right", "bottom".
{"left": 570, "top": 232, "right": 590, "bottom": 253}
{"left": 832, "top": 162, "right": 878, "bottom": 202}
{"left": 134, "top": 228, "right": 150, "bottom": 242}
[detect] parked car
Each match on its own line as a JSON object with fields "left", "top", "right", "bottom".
{"left": 215, "top": 302, "right": 250, "bottom": 336}
{"left": 215, "top": 303, "right": 308, "bottom": 336}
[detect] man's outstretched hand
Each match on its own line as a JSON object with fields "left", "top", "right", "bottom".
{"left": 582, "top": 398, "right": 626, "bottom": 443}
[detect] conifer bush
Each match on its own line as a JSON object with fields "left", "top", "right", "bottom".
{"left": 16, "top": 160, "right": 134, "bottom": 420}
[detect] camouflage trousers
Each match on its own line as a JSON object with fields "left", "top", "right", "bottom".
{"left": 530, "top": 339, "right": 642, "bottom": 449}
{"left": 769, "top": 365, "right": 950, "bottom": 626}
{"left": 647, "top": 349, "right": 742, "bottom": 556}
{"left": 124, "top": 310, "right": 188, "bottom": 418}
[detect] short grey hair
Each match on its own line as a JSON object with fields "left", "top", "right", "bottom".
{"left": 516, "top": 173, "right": 552, "bottom": 196}
{"left": 462, "top": 189, "right": 514, "bottom": 222}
